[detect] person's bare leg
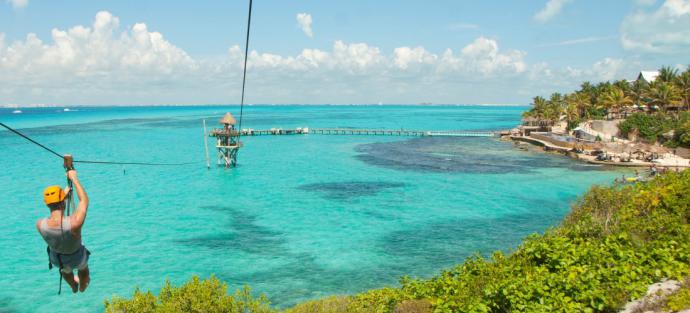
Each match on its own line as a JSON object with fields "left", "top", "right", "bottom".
{"left": 61, "top": 271, "right": 78, "bottom": 293}
{"left": 77, "top": 266, "right": 90, "bottom": 292}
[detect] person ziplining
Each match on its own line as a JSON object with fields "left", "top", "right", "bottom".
{"left": 0, "top": 0, "right": 256, "bottom": 295}
{"left": 36, "top": 165, "right": 91, "bottom": 294}
{"left": 1, "top": 119, "right": 201, "bottom": 296}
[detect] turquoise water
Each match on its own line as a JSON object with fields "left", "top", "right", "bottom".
{"left": 0, "top": 105, "right": 623, "bottom": 312}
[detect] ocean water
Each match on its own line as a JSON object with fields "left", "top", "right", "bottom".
{"left": 0, "top": 105, "right": 624, "bottom": 312}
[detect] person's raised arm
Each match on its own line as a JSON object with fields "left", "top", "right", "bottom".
{"left": 67, "top": 170, "right": 89, "bottom": 230}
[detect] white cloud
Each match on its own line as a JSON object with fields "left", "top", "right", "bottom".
{"left": 448, "top": 23, "right": 479, "bottom": 30}
{"left": 590, "top": 58, "right": 625, "bottom": 81}
{"left": 534, "top": 0, "right": 572, "bottom": 23}
{"left": 635, "top": 0, "right": 657, "bottom": 6}
{"left": 393, "top": 46, "right": 437, "bottom": 69}
{"left": 230, "top": 40, "right": 383, "bottom": 73}
{"left": 519, "top": 57, "right": 633, "bottom": 99}
{"left": 621, "top": 0, "right": 690, "bottom": 53}
{"left": 0, "top": 11, "right": 195, "bottom": 77}
{"left": 296, "top": 13, "right": 313, "bottom": 38}
{"left": 0, "top": 11, "right": 649, "bottom": 106}
{"left": 538, "top": 36, "right": 615, "bottom": 47}
{"left": 331, "top": 40, "right": 383, "bottom": 72}
{"left": 440, "top": 37, "right": 527, "bottom": 75}
{"left": 0, "top": 11, "right": 199, "bottom": 105}
{"left": 6, "top": 0, "right": 28, "bottom": 9}
{"left": 548, "top": 58, "right": 626, "bottom": 82}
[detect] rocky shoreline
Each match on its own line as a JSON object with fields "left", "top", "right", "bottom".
{"left": 504, "top": 119, "right": 690, "bottom": 170}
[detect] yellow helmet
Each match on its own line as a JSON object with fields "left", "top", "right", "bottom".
{"left": 43, "top": 185, "right": 65, "bottom": 205}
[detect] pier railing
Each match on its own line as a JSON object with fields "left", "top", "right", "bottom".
{"left": 233, "top": 127, "right": 498, "bottom": 137}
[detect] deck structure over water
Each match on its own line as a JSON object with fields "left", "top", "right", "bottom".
{"left": 209, "top": 113, "right": 241, "bottom": 168}
{"left": 239, "top": 127, "right": 500, "bottom": 137}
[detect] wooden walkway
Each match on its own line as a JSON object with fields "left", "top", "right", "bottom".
{"left": 238, "top": 128, "right": 499, "bottom": 137}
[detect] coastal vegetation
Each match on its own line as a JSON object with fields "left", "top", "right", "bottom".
{"left": 522, "top": 66, "right": 690, "bottom": 147}
{"left": 666, "top": 279, "right": 690, "bottom": 312}
{"left": 104, "top": 276, "right": 273, "bottom": 313}
{"left": 105, "top": 171, "right": 690, "bottom": 312}
{"left": 617, "top": 111, "right": 690, "bottom": 146}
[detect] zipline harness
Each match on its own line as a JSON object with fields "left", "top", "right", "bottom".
{"left": 49, "top": 155, "right": 76, "bottom": 295}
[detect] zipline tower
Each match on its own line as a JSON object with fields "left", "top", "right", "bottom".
{"left": 209, "top": 113, "right": 241, "bottom": 168}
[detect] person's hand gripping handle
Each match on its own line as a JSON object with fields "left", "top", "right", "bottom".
{"left": 64, "top": 155, "right": 74, "bottom": 213}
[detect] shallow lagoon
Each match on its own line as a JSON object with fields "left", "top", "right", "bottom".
{"left": 0, "top": 105, "right": 622, "bottom": 312}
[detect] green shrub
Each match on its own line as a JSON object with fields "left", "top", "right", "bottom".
{"left": 674, "top": 120, "right": 690, "bottom": 148}
{"left": 617, "top": 111, "right": 690, "bottom": 147}
{"left": 104, "top": 276, "right": 274, "bottom": 313}
{"left": 394, "top": 299, "right": 432, "bottom": 313}
{"left": 618, "top": 113, "right": 673, "bottom": 142}
{"left": 283, "top": 296, "right": 353, "bottom": 313}
{"left": 666, "top": 279, "right": 690, "bottom": 312}
{"left": 587, "top": 107, "right": 607, "bottom": 120}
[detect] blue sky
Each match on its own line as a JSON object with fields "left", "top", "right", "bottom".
{"left": 1, "top": 0, "right": 689, "bottom": 106}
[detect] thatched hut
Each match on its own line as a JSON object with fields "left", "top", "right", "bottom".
{"left": 219, "top": 113, "right": 237, "bottom": 129}
{"left": 519, "top": 117, "right": 553, "bottom": 135}
{"left": 209, "top": 112, "right": 241, "bottom": 168}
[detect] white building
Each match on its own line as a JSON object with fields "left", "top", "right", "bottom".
{"left": 636, "top": 71, "right": 660, "bottom": 84}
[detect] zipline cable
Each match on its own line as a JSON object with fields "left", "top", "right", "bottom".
{"left": 1, "top": 122, "right": 201, "bottom": 167}
{"left": 73, "top": 160, "right": 199, "bottom": 166}
{"left": 0, "top": 122, "right": 62, "bottom": 158}
{"left": 235, "top": 0, "right": 253, "bottom": 163}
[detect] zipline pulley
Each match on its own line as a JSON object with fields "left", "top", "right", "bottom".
{"left": 63, "top": 154, "right": 75, "bottom": 216}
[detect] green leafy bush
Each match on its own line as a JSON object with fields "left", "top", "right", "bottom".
{"left": 617, "top": 111, "right": 690, "bottom": 148}
{"left": 665, "top": 279, "right": 690, "bottom": 312}
{"left": 671, "top": 112, "right": 690, "bottom": 148}
{"left": 586, "top": 107, "right": 607, "bottom": 120}
{"left": 618, "top": 112, "right": 673, "bottom": 142}
{"left": 104, "top": 276, "right": 273, "bottom": 313}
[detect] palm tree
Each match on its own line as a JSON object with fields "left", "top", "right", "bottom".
{"left": 580, "top": 81, "right": 596, "bottom": 105}
{"left": 628, "top": 79, "right": 649, "bottom": 112}
{"left": 564, "top": 100, "right": 579, "bottom": 130}
{"left": 547, "top": 93, "right": 565, "bottom": 123}
{"left": 658, "top": 66, "right": 679, "bottom": 83}
{"left": 599, "top": 87, "right": 632, "bottom": 119}
{"left": 613, "top": 80, "right": 631, "bottom": 94}
{"left": 647, "top": 82, "right": 682, "bottom": 112}
{"left": 524, "top": 96, "right": 548, "bottom": 121}
{"left": 580, "top": 81, "right": 593, "bottom": 92}
{"left": 532, "top": 96, "right": 547, "bottom": 110}
{"left": 592, "top": 82, "right": 612, "bottom": 110}
{"left": 674, "top": 70, "right": 690, "bottom": 110}
{"left": 567, "top": 92, "right": 591, "bottom": 120}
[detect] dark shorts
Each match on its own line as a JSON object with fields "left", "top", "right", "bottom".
{"left": 49, "top": 245, "right": 90, "bottom": 273}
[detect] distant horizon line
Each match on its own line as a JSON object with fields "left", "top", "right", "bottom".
{"left": 2, "top": 103, "right": 529, "bottom": 108}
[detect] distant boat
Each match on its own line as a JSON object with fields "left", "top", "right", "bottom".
{"left": 63, "top": 108, "right": 71, "bottom": 112}
{"left": 12, "top": 110, "right": 22, "bottom": 114}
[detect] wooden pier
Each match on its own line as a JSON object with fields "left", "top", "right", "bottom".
{"left": 238, "top": 127, "right": 499, "bottom": 137}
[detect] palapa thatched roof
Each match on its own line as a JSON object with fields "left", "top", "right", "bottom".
{"left": 219, "top": 113, "right": 237, "bottom": 125}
